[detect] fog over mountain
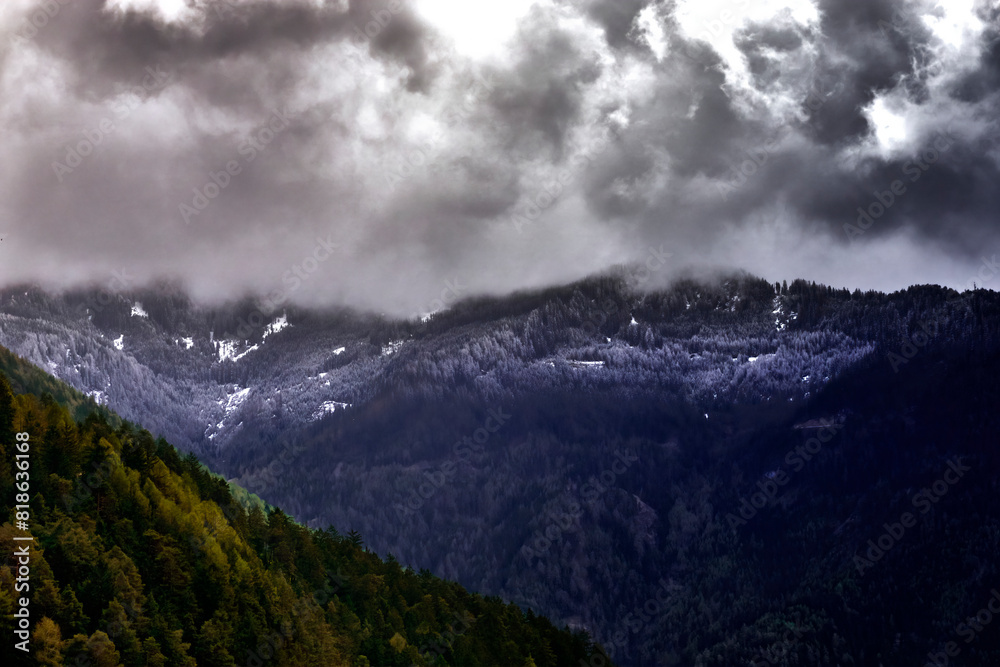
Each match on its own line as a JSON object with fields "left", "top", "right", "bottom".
{"left": 1, "top": 0, "right": 999, "bottom": 315}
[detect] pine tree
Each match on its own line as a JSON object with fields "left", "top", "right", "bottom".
{"left": 347, "top": 528, "right": 364, "bottom": 549}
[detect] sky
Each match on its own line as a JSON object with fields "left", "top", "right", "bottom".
{"left": 0, "top": 0, "right": 998, "bottom": 315}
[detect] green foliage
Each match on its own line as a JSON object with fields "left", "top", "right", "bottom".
{"left": 0, "top": 345, "right": 117, "bottom": 425}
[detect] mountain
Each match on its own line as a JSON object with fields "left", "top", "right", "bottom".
{"left": 0, "top": 273, "right": 871, "bottom": 458}
{"left": 2, "top": 273, "right": 1000, "bottom": 664}
{"left": 0, "top": 359, "right": 608, "bottom": 666}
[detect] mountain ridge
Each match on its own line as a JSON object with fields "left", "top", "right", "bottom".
{"left": 3, "top": 273, "right": 1000, "bottom": 664}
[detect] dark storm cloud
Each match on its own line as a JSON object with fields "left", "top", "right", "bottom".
{"left": 585, "top": 0, "right": 1000, "bottom": 274}
{"left": 798, "top": 0, "right": 937, "bottom": 145}
{"left": 682, "top": 0, "right": 1000, "bottom": 253}
{"left": 577, "top": 0, "right": 650, "bottom": 49}
{"left": 1, "top": 0, "right": 999, "bottom": 315}
{"left": 488, "top": 16, "right": 605, "bottom": 158}
{"left": 26, "top": 0, "right": 436, "bottom": 105}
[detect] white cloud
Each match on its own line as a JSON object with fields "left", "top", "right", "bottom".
{"left": 105, "top": 0, "right": 198, "bottom": 23}
{"left": 633, "top": 4, "right": 668, "bottom": 62}
{"left": 672, "top": 0, "right": 820, "bottom": 100}
{"left": 413, "top": 0, "right": 538, "bottom": 60}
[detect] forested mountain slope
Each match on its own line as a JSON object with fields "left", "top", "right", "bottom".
{"left": 2, "top": 273, "right": 999, "bottom": 664}
{"left": 0, "top": 273, "right": 879, "bottom": 462}
{"left": 0, "top": 366, "right": 607, "bottom": 666}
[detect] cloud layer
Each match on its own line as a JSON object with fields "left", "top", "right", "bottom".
{"left": 1, "top": 0, "right": 998, "bottom": 315}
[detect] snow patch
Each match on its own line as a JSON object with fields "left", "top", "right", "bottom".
{"left": 232, "top": 345, "right": 259, "bottom": 362}
{"left": 130, "top": 302, "right": 148, "bottom": 318}
{"left": 224, "top": 387, "right": 251, "bottom": 417}
{"left": 180, "top": 337, "right": 194, "bottom": 350}
{"left": 310, "top": 401, "right": 351, "bottom": 421}
{"left": 215, "top": 339, "right": 238, "bottom": 362}
{"left": 113, "top": 335, "right": 124, "bottom": 351}
{"left": 214, "top": 339, "right": 260, "bottom": 363}
{"left": 773, "top": 296, "right": 790, "bottom": 331}
{"left": 333, "top": 347, "right": 346, "bottom": 355}
{"left": 747, "top": 353, "right": 776, "bottom": 364}
{"left": 262, "top": 314, "right": 289, "bottom": 340}
{"left": 382, "top": 340, "right": 405, "bottom": 356}
{"left": 208, "top": 387, "right": 252, "bottom": 438}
